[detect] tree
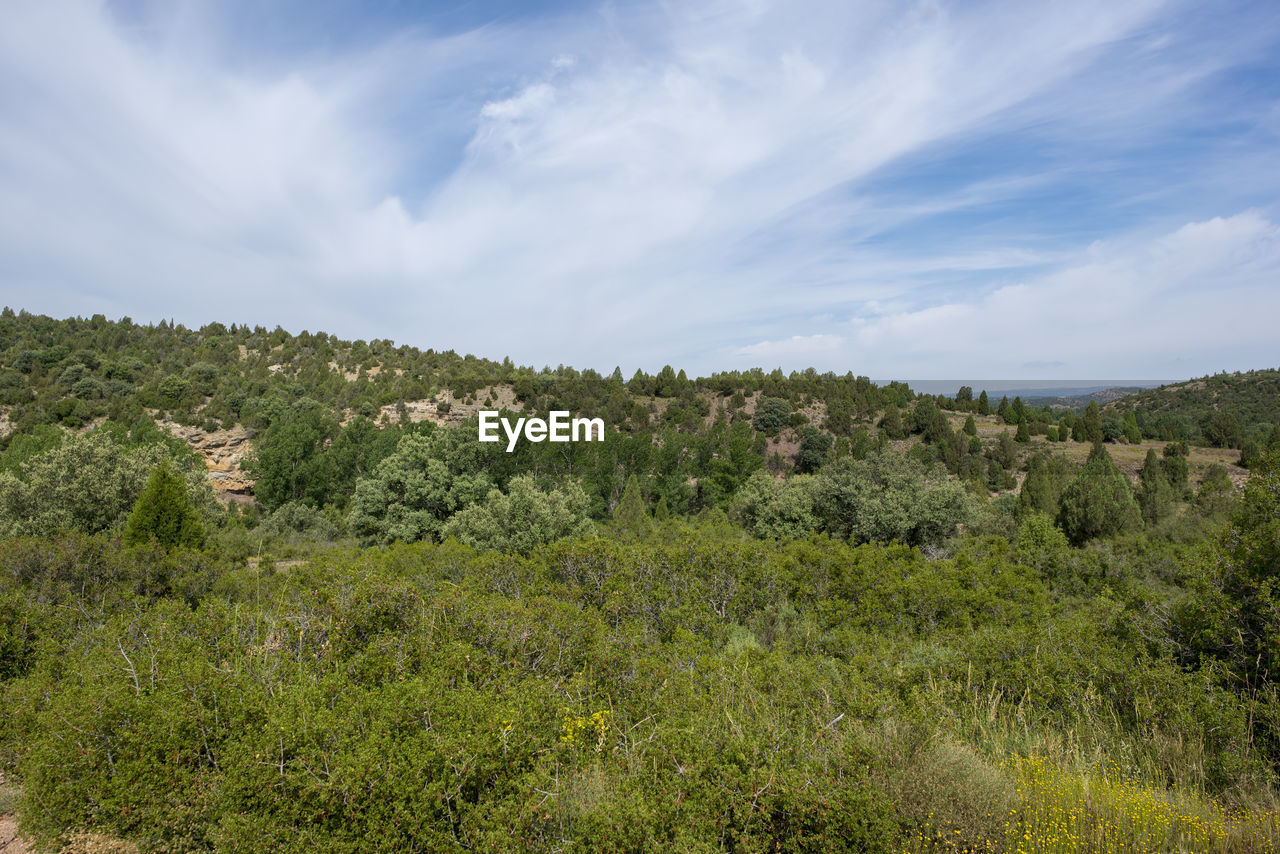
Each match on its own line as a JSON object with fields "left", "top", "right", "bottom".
{"left": 1203, "top": 410, "right": 1242, "bottom": 449}
{"left": 1174, "top": 452, "right": 1280, "bottom": 743}
{"left": 1122, "top": 412, "right": 1142, "bottom": 444}
{"left": 442, "top": 475, "right": 592, "bottom": 552}
{"left": 244, "top": 397, "right": 338, "bottom": 511}
{"left": 752, "top": 396, "right": 792, "bottom": 436}
{"left": 796, "top": 427, "right": 833, "bottom": 474}
{"left": 1057, "top": 447, "right": 1141, "bottom": 544}
{"left": 347, "top": 431, "right": 492, "bottom": 544}
{"left": 1083, "top": 401, "right": 1103, "bottom": 445}
{"left": 1014, "top": 417, "right": 1030, "bottom": 444}
{"left": 977, "top": 390, "right": 990, "bottom": 416}
{"left": 962, "top": 415, "right": 977, "bottom": 437}
{"left": 733, "top": 470, "right": 819, "bottom": 540}
{"left": 0, "top": 430, "right": 210, "bottom": 538}
{"left": 878, "top": 404, "right": 906, "bottom": 440}
{"left": 1194, "top": 464, "right": 1236, "bottom": 519}
{"left": 1136, "top": 448, "right": 1174, "bottom": 526}
{"left": 812, "top": 453, "right": 971, "bottom": 546}
{"left": 123, "top": 464, "right": 205, "bottom": 548}
{"left": 990, "top": 431, "right": 1019, "bottom": 470}
{"left": 611, "top": 474, "right": 653, "bottom": 541}
{"left": 1161, "top": 443, "right": 1190, "bottom": 495}
{"left": 1017, "top": 455, "right": 1063, "bottom": 519}
{"left": 1008, "top": 396, "right": 1027, "bottom": 426}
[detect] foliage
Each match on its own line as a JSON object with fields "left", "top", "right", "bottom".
{"left": 751, "top": 395, "right": 792, "bottom": 436}
{"left": 122, "top": 464, "right": 205, "bottom": 549}
{"left": 347, "top": 430, "right": 492, "bottom": 544}
{"left": 0, "top": 430, "right": 211, "bottom": 538}
{"left": 812, "top": 452, "right": 972, "bottom": 546}
{"left": 443, "top": 475, "right": 593, "bottom": 552}
{"left": 1057, "top": 447, "right": 1141, "bottom": 545}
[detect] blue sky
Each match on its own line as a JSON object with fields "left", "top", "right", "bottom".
{"left": 2, "top": 0, "right": 1278, "bottom": 379}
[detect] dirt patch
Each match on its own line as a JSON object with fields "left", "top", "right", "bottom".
{"left": 0, "top": 772, "right": 29, "bottom": 854}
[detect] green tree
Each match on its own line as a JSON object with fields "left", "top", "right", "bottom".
{"left": 611, "top": 474, "right": 653, "bottom": 541}
{"left": 1194, "top": 464, "right": 1236, "bottom": 519}
{"left": 1057, "top": 447, "right": 1141, "bottom": 544}
{"left": 1083, "top": 401, "right": 1103, "bottom": 445}
{"left": 442, "top": 475, "right": 592, "bottom": 552}
{"left": 0, "top": 430, "right": 210, "bottom": 537}
{"left": 812, "top": 453, "right": 970, "bottom": 546}
{"left": 1123, "top": 412, "right": 1142, "bottom": 444}
{"left": 878, "top": 404, "right": 906, "bottom": 440}
{"left": 244, "top": 398, "right": 338, "bottom": 511}
{"left": 122, "top": 464, "right": 205, "bottom": 548}
{"left": 977, "top": 390, "right": 991, "bottom": 416}
{"left": 1162, "top": 443, "right": 1190, "bottom": 495}
{"left": 1136, "top": 448, "right": 1174, "bottom": 526}
{"left": 1016, "top": 454, "right": 1068, "bottom": 519}
{"left": 962, "top": 415, "right": 977, "bottom": 437}
{"left": 733, "top": 470, "right": 819, "bottom": 540}
{"left": 347, "top": 431, "right": 492, "bottom": 544}
{"left": 1014, "top": 417, "right": 1030, "bottom": 444}
{"left": 752, "top": 397, "right": 792, "bottom": 436}
{"left": 796, "top": 426, "right": 833, "bottom": 474}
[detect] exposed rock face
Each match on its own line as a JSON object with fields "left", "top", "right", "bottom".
{"left": 157, "top": 419, "right": 255, "bottom": 499}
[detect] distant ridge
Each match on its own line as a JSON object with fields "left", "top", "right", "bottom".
{"left": 891, "top": 380, "right": 1172, "bottom": 400}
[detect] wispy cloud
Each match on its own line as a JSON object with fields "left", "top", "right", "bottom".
{"left": 1, "top": 0, "right": 1277, "bottom": 377}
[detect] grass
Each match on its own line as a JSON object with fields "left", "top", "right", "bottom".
{"left": 901, "top": 755, "right": 1280, "bottom": 854}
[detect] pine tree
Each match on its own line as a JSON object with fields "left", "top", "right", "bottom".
{"left": 1015, "top": 417, "right": 1030, "bottom": 443}
{"left": 963, "top": 414, "right": 977, "bottom": 437}
{"left": 1083, "top": 401, "right": 1103, "bottom": 445}
{"left": 1017, "top": 456, "right": 1055, "bottom": 518}
{"left": 1137, "top": 448, "right": 1174, "bottom": 525}
{"left": 123, "top": 464, "right": 205, "bottom": 549}
{"left": 1058, "top": 446, "right": 1141, "bottom": 544}
{"left": 653, "top": 495, "right": 670, "bottom": 522}
{"left": 612, "top": 474, "right": 652, "bottom": 541}
{"left": 977, "top": 390, "right": 990, "bottom": 416}
{"left": 878, "top": 404, "right": 905, "bottom": 440}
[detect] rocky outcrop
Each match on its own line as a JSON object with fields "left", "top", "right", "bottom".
{"left": 367, "top": 385, "right": 524, "bottom": 427}
{"left": 157, "top": 419, "right": 255, "bottom": 500}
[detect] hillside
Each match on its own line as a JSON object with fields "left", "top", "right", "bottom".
{"left": 1105, "top": 368, "right": 1280, "bottom": 449}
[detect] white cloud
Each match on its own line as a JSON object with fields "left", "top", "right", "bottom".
{"left": 2, "top": 0, "right": 1274, "bottom": 379}
{"left": 832, "top": 211, "right": 1280, "bottom": 377}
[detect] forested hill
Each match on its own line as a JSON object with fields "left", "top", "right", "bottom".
{"left": 0, "top": 308, "right": 911, "bottom": 435}
{"left": 0, "top": 308, "right": 1267, "bottom": 532}
{"left": 1105, "top": 369, "right": 1280, "bottom": 452}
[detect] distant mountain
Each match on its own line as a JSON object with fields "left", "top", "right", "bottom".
{"left": 899, "top": 380, "right": 1170, "bottom": 401}
{"left": 1022, "top": 387, "right": 1151, "bottom": 410}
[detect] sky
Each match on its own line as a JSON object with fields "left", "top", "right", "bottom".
{"left": 1, "top": 0, "right": 1278, "bottom": 380}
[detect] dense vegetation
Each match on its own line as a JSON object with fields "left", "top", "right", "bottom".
{"left": 1107, "top": 369, "right": 1280, "bottom": 459}
{"left": 2, "top": 309, "right": 1280, "bottom": 852}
